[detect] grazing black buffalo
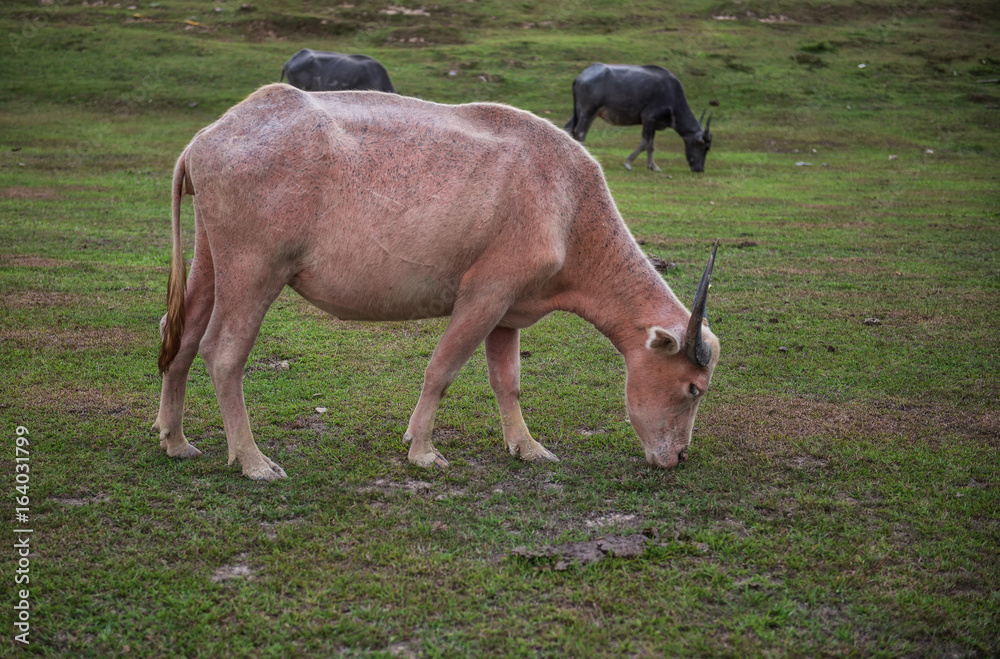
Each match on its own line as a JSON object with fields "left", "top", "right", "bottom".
{"left": 280, "top": 49, "right": 396, "bottom": 93}
{"left": 565, "top": 63, "right": 713, "bottom": 173}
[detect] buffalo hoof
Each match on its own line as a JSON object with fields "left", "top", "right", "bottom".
{"left": 623, "top": 161, "right": 633, "bottom": 171}
{"left": 155, "top": 424, "right": 203, "bottom": 459}
{"left": 243, "top": 460, "right": 288, "bottom": 481}
{"left": 531, "top": 446, "right": 560, "bottom": 463}
{"left": 409, "top": 449, "right": 449, "bottom": 469}
{"left": 164, "top": 441, "right": 202, "bottom": 460}
{"left": 511, "top": 442, "right": 560, "bottom": 463}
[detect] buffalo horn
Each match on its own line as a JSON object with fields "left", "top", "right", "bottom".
{"left": 704, "top": 109, "right": 713, "bottom": 133}
{"left": 699, "top": 108, "right": 707, "bottom": 125}
{"left": 686, "top": 240, "right": 720, "bottom": 367}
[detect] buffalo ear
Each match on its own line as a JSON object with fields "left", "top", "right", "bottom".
{"left": 646, "top": 326, "right": 682, "bottom": 354}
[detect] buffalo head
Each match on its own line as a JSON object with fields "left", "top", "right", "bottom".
{"left": 624, "top": 242, "right": 720, "bottom": 468}
{"left": 684, "top": 109, "right": 713, "bottom": 173}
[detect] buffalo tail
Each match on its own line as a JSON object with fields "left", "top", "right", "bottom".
{"left": 158, "top": 151, "right": 189, "bottom": 374}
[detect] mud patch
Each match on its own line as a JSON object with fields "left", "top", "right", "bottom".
{"left": 512, "top": 533, "right": 650, "bottom": 570}
{"left": 647, "top": 254, "right": 677, "bottom": 273}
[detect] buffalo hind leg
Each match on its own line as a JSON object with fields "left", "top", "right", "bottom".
{"left": 569, "top": 107, "right": 599, "bottom": 143}
{"left": 199, "top": 277, "right": 287, "bottom": 481}
{"left": 485, "top": 326, "right": 558, "bottom": 463}
{"left": 153, "top": 235, "right": 214, "bottom": 460}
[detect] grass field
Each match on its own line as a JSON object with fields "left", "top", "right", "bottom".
{"left": 2, "top": 0, "right": 999, "bottom": 656}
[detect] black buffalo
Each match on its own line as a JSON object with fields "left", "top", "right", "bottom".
{"left": 280, "top": 49, "right": 396, "bottom": 93}
{"left": 565, "top": 63, "right": 713, "bottom": 173}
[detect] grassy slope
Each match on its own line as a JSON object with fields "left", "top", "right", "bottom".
{"left": 1, "top": 0, "right": 998, "bottom": 656}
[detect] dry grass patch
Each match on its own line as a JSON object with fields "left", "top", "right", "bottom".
{"left": 0, "top": 186, "right": 63, "bottom": 200}
{"left": 1, "top": 290, "right": 81, "bottom": 308}
{"left": 18, "top": 382, "right": 143, "bottom": 419}
{"left": 0, "top": 326, "right": 145, "bottom": 352}
{"left": 707, "top": 395, "right": 999, "bottom": 451}
{"left": 0, "top": 253, "right": 72, "bottom": 268}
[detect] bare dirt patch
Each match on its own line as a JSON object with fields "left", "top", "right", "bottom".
{"left": 284, "top": 415, "right": 330, "bottom": 435}
{"left": 788, "top": 455, "right": 829, "bottom": 470}
{"left": 360, "top": 478, "right": 434, "bottom": 496}
{"left": 52, "top": 493, "right": 109, "bottom": 506}
{"left": 512, "top": 533, "right": 651, "bottom": 570}
{"left": 380, "top": 5, "right": 432, "bottom": 17}
{"left": 584, "top": 513, "right": 639, "bottom": 529}
{"left": 211, "top": 555, "right": 255, "bottom": 583}
{"left": 246, "top": 355, "right": 292, "bottom": 374}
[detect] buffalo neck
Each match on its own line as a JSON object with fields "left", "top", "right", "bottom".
{"left": 672, "top": 101, "right": 703, "bottom": 138}
{"left": 558, "top": 213, "right": 688, "bottom": 356}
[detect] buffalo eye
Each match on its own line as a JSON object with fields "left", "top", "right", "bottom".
{"left": 689, "top": 384, "right": 701, "bottom": 397}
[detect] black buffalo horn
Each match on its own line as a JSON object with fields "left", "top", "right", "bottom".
{"left": 686, "top": 240, "right": 720, "bottom": 367}
{"left": 704, "top": 110, "right": 714, "bottom": 133}
{"left": 699, "top": 108, "right": 707, "bottom": 126}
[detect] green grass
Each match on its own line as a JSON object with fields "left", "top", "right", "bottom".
{"left": 2, "top": 0, "right": 999, "bottom": 656}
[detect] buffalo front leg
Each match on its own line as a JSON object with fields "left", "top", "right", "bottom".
{"left": 624, "top": 125, "right": 660, "bottom": 172}
{"left": 405, "top": 295, "right": 511, "bottom": 468}
{"left": 199, "top": 280, "right": 287, "bottom": 481}
{"left": 153, "top": 243, "right": 214, "bottom": 460}
{"left": 485, "top": 327, "right": 558, "bottom": 463}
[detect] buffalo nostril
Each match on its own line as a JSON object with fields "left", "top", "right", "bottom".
{"left": 678, "top": 449, "right": 689, "bottom": 463}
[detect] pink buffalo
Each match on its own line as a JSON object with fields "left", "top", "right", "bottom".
{"left": 153, "top": 84, "right": 720, "bottom": 480}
